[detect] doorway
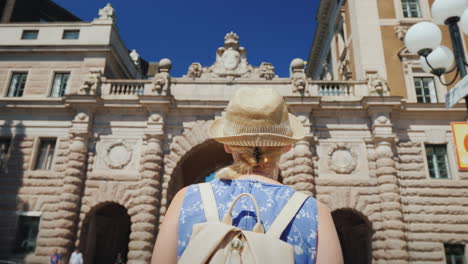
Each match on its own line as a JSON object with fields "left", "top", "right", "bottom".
{"left": 84, "top": 203, "right": 131, "bottom": 264}
{"left": 332, "top": 208, "right": 373, "bottom": 264}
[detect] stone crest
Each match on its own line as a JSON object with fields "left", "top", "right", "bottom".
{"left": 182, "top": 32, "right": 277, "bottom": 80}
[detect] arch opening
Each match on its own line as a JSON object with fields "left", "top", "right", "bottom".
{"left": 331, "top": 208, "right": 373, "bottom": 264}
{"left": 167, "top": 139, "right": 233, "bottom": 202}
{"left": 81, "top": 202, "right": 131, "bottom": 264}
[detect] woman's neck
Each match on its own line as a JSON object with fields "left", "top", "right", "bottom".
{"left": 237, "top": 173, "right": 282, "bottom": 185}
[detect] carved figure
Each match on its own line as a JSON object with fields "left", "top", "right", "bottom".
{"left": 366, "top": 71, "right": 389, "bottom": 96}
{"left": 258, "top": 62, "right": 276, "bottom": 80}
{"left": 80, "top": 70, "right": 102, "bottom": 95}
{"left": 130, "top": 50, "right": 140, "bottom": 66}
{"left": 290, "top": 58, "right": 309, "bottom": 95}
{"left": 187, "top": 63, "right": 203, "bottom": 79}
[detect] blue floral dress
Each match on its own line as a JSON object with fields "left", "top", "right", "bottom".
{"left": 177, "top": 179, "right": 318, "bottom": 263}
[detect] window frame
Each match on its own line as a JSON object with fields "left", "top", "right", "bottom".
{"left": 62, "top": 29, "right": 80, "bottom": 40}
{"left": 413, "top": 76, "right": 438, "bottom": 103}
{"left": 401, "top": 0, "right": 422, "bottom": 18}
{"left": 394, "top": 0, "right": 430, "bottom": 20}
{"left": 402, "top": 63, "right": 447, "bottom": 103}
{"left": 33, "top": 138, "right": 57, "bottom": 171}
{"left": 49, "top": 72, "right": 70, "bottom": 97}
{"left": 21, "top": 30, "right": 39, "bottom": 40}
{"left": 5, "top": 71, "right": 28, "bottom": 97}
{"left": 444, "top": 243, "right": 467, "bottom": 264}
{"left": 423, "top": 144, "right": 452, "bottom": 179}
{"left": 13, "top": 211, "right": 41, "bottom": 255}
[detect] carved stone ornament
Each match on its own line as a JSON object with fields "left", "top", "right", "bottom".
{"left": 98, "top": 3, "right": 116, "bottom": 22}
{"left": 258, "top": 62, "right": 276, "bottom": 80}
{"left": 187, "top": 63, "right": 203, "bottom": 79}
{"left": 152, "top": 72, "right": 169, "bottom": 94}
{"left": 366, "top": 71, "right": 389, "bottom": 96}
{"left": 130, "top": 50, "right": 140, "bottom": 66}
{"left": 327, "top": 143, "right": 358, "bottom": 174}
{"left": 183, "top": 32, "right": 288, "bottom": 80}
{"left": 80, "top": 70, "right": 102, "bottom": 95}
{"left": 103, "top": 140, "right": 133, "bottom": 169}
{"left": 152, "top": 58, "right": 172, "bottom": 94}
{"left": 290, "top": 58, "right": 309, "bottom": 95}
{"left": 394, "top": 25, "right": 408, "bottom": 41}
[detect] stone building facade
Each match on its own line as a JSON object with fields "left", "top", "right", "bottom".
{"left": 307, "top": 0, "right": 468, "bottom": 263}
{"left": 0, "top": 2, "right": 467, "bottom": 264}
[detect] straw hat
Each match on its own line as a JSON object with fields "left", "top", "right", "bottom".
{"left": 208, "top": 87, "right": 305, "bottom": 146}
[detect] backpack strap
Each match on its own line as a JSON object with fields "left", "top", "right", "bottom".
{"left": 199, "top": 182, "right": 220, "bottom": 222}
{"left": 266, "top": 191, "right": 309, "bottom": 238}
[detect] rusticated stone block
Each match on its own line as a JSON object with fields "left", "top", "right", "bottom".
{"left": 129, "top": 231, "right": 155, "bottom": 241}
{"left": 131, "top": 222, "right": 156, "bottom": 233}
{"left": 128, "top": 240, "right": 153, "bottom": 251}
{"left": 131, "top": 213, "right": 157, "bottom": 223}
{"left": 127, "top": 250, "right": 153, "bottom": 261}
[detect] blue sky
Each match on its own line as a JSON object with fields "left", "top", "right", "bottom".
{"left": 54, "top": 0, "right": 319, "bottom": 77}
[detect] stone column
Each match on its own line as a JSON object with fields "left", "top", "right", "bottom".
{"left": 280, "top": 139, "right": 315, "bottom": 195}
{"left": 370, "top": 112, "right": 408, "bottom": 264}
{"left": 279, "top": 114, "right": 316, "bottom": 195}
{"left": 35, "top": 111, "right": 90, "bottom": 262}
{"left": 127, "top": 113, "right": 164, "bottom": 264}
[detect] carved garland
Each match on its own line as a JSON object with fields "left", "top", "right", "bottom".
{"left": 104, "top": 140, "right": 133, "bottom": 169}
{"left": 327, "top": 143, "right": 358, "bottom": 174}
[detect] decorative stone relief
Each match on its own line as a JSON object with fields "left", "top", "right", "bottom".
{"left": 94, "top": 138, "right": 141, "bottom": 171}
{"left": 97, "top": 3, "right": 116, "bottom": 22}
{"left": 187, "top": 63, "right": 203, "bottom": 79}
{"left": 394, "top": 25, "right": 408, "bottom": 41}
{"left": 290, "top": 58, "right": 309, "bottom": 95}
{"left": 327, "top": 143, "right": 358, "bottom": 174}
{"left": 104, "top": 140, "right": 133, "bottom": 169}
{"left": 366, "top": 71, "right": 389, "bottom": 96}
{"left": 152, "top": 58, "right": 172, "bottom": 95}
{"left": 258, "top": 62, "right": 276, "bottom": 80}
{"left": 181, "top": 32, "right": 277, "bottom": 80}
{"left": 317, "top": 141, "right": 369, "bottom": 177}
{"left": 80, "top": 70, "right": 103, "bottom": 95}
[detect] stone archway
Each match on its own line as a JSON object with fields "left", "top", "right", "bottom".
{"left": 81, "top": 202, "right": 131, "bottom": 264}
{"left": 159, "top": 120, "right": 233, "bottom": 223}
{"left": 332, "top": 208, "right": 373, "bottom": 264}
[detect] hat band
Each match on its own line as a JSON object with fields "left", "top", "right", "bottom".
{"left": 223, "top": 119, "right": 293, "bottom": 136}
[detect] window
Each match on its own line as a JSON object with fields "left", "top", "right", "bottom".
{"left": 62, "top": 30, "right": 79, "bottom": 40}
{"left": 402, "top": 0, "right": 421, "bottom": 18}
{"left": 21, "top": 30, "right": 38, "bottom": 40}
{"left": 445, "top": 244, "right": 467, "bottom": 264}
{"left": 7, "top": 72, "right": 28, "bottom": 97}
{"left": 425, "top": 144, "right": 451, "bottom": 179}
{"left": 14, "top": 214, "right": 40, "bottom": 254}
{"left": 0, "top": 138, "right": 11, "bottom": 170}
{"left": 414, "top": 77, "right": 437, "bottom": 103}
{"left": 34, "top": 138, "right": 56, "bottom": 170}
{"left": 50, "top": 73, "right": 70, "bottom": 97}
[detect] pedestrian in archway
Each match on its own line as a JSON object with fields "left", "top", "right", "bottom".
{"left": 69, "top": 248, "right": 83, "bottom": 264}
{"left": 50, "top": 249, "right": 62, "bottom": 264}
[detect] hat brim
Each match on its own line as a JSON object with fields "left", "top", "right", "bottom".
{"left": 208, "top": 113, "right": 305, "bottom": 146}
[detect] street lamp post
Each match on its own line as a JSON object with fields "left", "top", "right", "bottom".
{"left": 404, "top": 0, "right": 468, "bottom": 110}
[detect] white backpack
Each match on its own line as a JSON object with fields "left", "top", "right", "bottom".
{"left": 179, "top": 182, "right": 309, "bottom": 264}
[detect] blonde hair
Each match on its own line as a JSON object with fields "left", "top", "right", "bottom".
{"left": 216, "top": 145, "right": 285, "bottom": 180}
